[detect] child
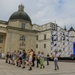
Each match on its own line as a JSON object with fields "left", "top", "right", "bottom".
{"left": 40, "top": 52, "right": 45, "bottom": 69}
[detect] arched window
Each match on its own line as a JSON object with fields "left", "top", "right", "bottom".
{"left": 21, "top": 23, "right": 25, "bottom": 29}
{"left": 44, "top": 34, "right": 46, "bottom": 40}
{"left": 0, "top": 36, "right": 3, "bottom": 43}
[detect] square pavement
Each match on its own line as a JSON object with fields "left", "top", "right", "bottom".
{"left": 0, "top": 59, "right": 75, "bottom": 75}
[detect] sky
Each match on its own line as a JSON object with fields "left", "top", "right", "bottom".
{"left": 0, "top": 0, "right": 75, "bottom": 30}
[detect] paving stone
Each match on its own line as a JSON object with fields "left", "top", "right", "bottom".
{"left": 0, "top": 60, "right": 75, "bottom": 75}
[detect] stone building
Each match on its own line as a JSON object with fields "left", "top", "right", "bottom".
{"left": 0, "top": 4, "right": 75, "bottom": 57}
{"left": 0, "top": 4, "right": 37, "bottom": 54}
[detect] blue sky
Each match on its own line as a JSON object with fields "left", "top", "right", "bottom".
{"left": 0, "top": 0, "right": 75, "bottom": 29}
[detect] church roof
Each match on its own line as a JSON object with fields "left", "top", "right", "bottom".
{"left": 68, "top": 26, "right": 75, "bottom": 32}
{"left": 0, "top": 20, "right": 8, "bottom": 25}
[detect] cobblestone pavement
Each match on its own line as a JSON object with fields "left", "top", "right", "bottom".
{"left": 0, "top": 59, "right": 75, "bottom": 75}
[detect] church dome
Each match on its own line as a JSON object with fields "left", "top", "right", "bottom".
{"left": 9, "top": 4, "right": 31, "bottom": 24}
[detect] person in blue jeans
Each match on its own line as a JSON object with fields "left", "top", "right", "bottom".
{"left": 36, "top": 51, "right": 41, "bottom": 67}
{"left": 22, "top": 50, "right": 26, "bottom": 69}
{"left": 53, "top": 51, "right": 59, "bottom": 70}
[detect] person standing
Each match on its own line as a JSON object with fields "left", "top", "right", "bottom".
{"left": 36, "top": 51, "right": 41, "bottom": 67}
{"left": 47, "top": 54, "right": 50, "bottom": 65}
{"left": 53, "top": 50, "right": 59, "bottom": 70}
{"left": 8, "top": 52, "right": 11, "bottom": 64}
{"left": 6, "top": 52, "right": 9, "bottom": 63}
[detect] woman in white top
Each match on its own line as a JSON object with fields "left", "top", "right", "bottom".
{"left": 53, "top": 50, "right": 59, "bottom": 70}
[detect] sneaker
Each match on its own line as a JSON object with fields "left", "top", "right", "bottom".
{"left": 36, "top": 66, "right": 39, "bottom": 68}
{"left": 22, "top": 66, "right": 25, "bottom": 69}
{"left": 43, "top": 66, "right": 45, "bottom": 68}
{"left": 19, "top": 65, "right": 21, "bottom": 67}
{"left": 57, "top": 67, "right": 59, "bottom": 70}
{"left": 40, "top": 67, "right": 42, "bottom": 69}
{"left": 47, "top": 64, "right": 49, "bottom": 65}
{"left": 54, "top": 69, "right": 57, "bottom": 70}
{"left": 32, "top": 65, "right": 35, "bottom": 67}
{"left": 28, "top": 68, "right": 32, "bottom": 71}
{"left": 13, "top": 64, "right": 15, "bottom": 65}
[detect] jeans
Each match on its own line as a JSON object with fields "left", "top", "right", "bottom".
{"left": 47, "top": 58, "right": 49, "bottom": 65}
{"left": 54, "top": 60, "right": 59, "bottom": 70}
{"left": 37, "top": 59, "right": 40, "bottom": 67}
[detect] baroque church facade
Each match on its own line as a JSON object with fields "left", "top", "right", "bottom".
{"left": 0, "top": 5, "right": 75, "bottom": 57}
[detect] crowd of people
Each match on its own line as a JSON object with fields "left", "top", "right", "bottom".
{"left": 5, "top": 49, "right": 59, "bottom": 71}
{"left": 5, "top": 49, "right": 46, "bottom": 71}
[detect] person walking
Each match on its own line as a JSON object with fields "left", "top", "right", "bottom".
{"left": 32, "top": 51, "right": 36, "bottom": 67}
{"left": 40, "top": 52, "right": 45, "bottom": 69}
{"left": 28, "top": 49, "right": 33, "bottom": 71}
{"left": 18, "top": 51, "right": 22, "bottom": 67}
{"left": 22, "top": 50, "right": 26, "bottom": 68}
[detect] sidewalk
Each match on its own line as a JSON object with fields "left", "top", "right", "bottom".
{"left": 0, "top": 59, "right": 75, "bottom": 75}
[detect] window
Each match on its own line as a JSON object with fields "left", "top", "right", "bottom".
{"left": 51, "top": 42, "right": 53, "bottom": 45}
{"left": 44, "top": 34, "right": 46, "bottom": 40}
{"left": 59, "top": 50, "right": 62, "bottom": 52}
{"left": 21, "top": 23, "right": 25, "bottom": 29}
{"left": 63, "top": 37, "right": 65, "bottom": 40}
{"left": 52, "top": 36, "right": 54, "bottom": 41}
{"left": 54, "top": 43, "right": 57, "bottom": 46}
{"left": 67, "top": 39, "right": 69, "bottom": 41}
{"left": 20, "top": 42, "right": 26, "bottom": 46}
{"left": 44, "top": 44, "right": 46, "bottom": 48}
{"left": 63, "top": 32, "right": 65, "bottom": 35}
{"left": 51, "top": 47, "right": 52, "bottom": 50}
{"left": 61, "top": 37, "right": 62, "bottom": 40}
{"left": 36, "top": 35, "right": 38, "bottom": 40}
{"left": 63, "top": 48, "right": 65, "bottom": 51}
{"left": 20, "top": 35, "right": 25, "bottom": 41}
{"left": 0, "top": 36, "right": 3, "bottom": 43}
{"left": 63, "top": 42, "right": 65, "bottom": 45}
{"left": 36, "top": 44, "right": 38, "bottom": 48}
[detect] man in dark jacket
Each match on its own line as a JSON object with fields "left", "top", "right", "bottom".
{"left": 22, "top": 50, "right": 26, "bottom": 69}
